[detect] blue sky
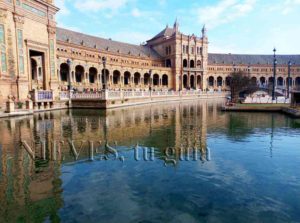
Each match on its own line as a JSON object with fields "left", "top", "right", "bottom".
{"left": 56, "top": 0, "right": 300, "bottom": 54}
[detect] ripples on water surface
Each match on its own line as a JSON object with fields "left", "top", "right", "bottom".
{"left": 0, "top": 99, "right": 300, "bottom": 223}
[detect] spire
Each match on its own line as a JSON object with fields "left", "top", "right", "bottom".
{"left": 174, "top": 18, "right": 179, "bottom": 32}
{"left": 202, "top": 25, "right": 207, "bottom": 38}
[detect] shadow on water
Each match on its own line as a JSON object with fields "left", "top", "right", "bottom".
{"left": 0, "top": 99, "right": 300, "bottom": 223}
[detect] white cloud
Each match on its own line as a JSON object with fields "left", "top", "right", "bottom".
{"left": 73, "top": 0, "right": 129, "bottom": 12}
{"left": 131, "top": 8, "right": 141, "bottom": 17}
{"left": 281, "top": 0, "right": 300, "bottom": 14}
{"left": 197, "top": 0, "right": 257, "bottom": 29}
{"left": 56, "top": 0, "right": 70, "bottom": 16}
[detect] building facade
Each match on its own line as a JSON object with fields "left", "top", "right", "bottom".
{"left": 0, "top": 0, "right": 300, "bottom": 106}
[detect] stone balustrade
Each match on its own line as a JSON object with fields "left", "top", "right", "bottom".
{"left": 30, "top": 90, "right": 54, "bottom": 102}
{"left": 69, "top": 89, "right": 224, "bottom": 101}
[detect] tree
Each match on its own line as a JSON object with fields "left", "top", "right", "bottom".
{"left": 229, "top": 71, "right": 258, "bottom": 102}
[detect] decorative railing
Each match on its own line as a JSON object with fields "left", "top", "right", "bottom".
{"left": 72, "top": 92, "right": 104, "bottom": 100}
{"left": 59, "top": 91, "right": 70, "bottom": 100}
{"left": 31, "top": 90, "right": 54, "bottom": 102}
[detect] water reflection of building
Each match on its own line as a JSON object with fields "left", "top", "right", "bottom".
{"left": 0, "top": 116, "right": 63, "bottom": 222}
{"left": 0, "top": 100, "right": 296, "bottom": 221}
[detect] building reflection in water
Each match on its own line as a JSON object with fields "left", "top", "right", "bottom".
{"left": 0, "top": 98, "right": 294, "bottom": 222}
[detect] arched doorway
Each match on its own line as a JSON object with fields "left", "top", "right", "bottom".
{"left": 60, "top": 63, "right": 69, "bottom": 82}
{"left": 75, "top": 65, "right": 84, "bottom": 83}
{"left": 162, "top": 74, "right": 168, "bottom": 87}
{"left": 31, "top": 58, "right": 38, "bottom": 81}
{"left": 89, "top": 67, "right": 97, "bottom": 84}
{"left": 113, "top": 70, "right": 121, "bottom": 85}
{"left": 153, "top": 74, "right": 159, "bottom": 86}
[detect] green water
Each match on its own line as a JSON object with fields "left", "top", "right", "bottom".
{"left": 0, "top": 99, "right": 300, "bottom": 223}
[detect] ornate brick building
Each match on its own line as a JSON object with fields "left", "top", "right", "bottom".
{"left": 0, "top": 0, "right": 300, "bottom": 107}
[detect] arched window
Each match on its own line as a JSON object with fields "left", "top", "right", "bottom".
{"left": 197, "top": 60, "right": 202, "bottom": 68}
{"left": 190, "top": 60, "right": 195, "bottom": 68}
{"left": 166, "top": 59, "right": 172, "bottom": 68}
{"left": 183, "top": 59, "right": 188, "bottom": 68}
{"left": 162, "top": 74, "right": 168, "bottom": 86}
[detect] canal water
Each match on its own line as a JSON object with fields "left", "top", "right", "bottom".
{"left": 0, "top": 100, "right": 300, "bottom": 223}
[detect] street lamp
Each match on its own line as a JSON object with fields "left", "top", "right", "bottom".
{"left": 67, "top": 59, "right": 72, "bottom": 91}
{"left": 272, "top": 48, "right": 277, "bottom": 101}
{"left": 287, "top": 60, "right": 292, "bottom": 99}
{"left": 102, "top": 57, "right": 107, "bottom": 90}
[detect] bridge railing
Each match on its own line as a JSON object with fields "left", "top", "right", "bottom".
{"left": 68, "top": 89, "right": 226, "bottom": 101}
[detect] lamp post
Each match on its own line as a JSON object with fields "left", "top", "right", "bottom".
{"left": 102, "top": 57, "right": 107, "bottom": 90}
{"left": 287, "top": 60, "right": 292, "bottom": 99}
{"left": 67, "top": 59, "right": 72, "bottom": 91}
{"left": 272, "top": 48, "right": 277, "bottom": 101}
{"left": 149, "top": 69, "right": 153, "bottom": 98}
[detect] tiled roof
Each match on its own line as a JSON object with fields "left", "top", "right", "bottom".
{"left": 208, "top": 53, "right": 300, "bottom": 66}
{"left": 56, "top": 27, "right": 162, "bottom": 59}
{"left": 147, "top": 26, "right": 177, "bottom": 42}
